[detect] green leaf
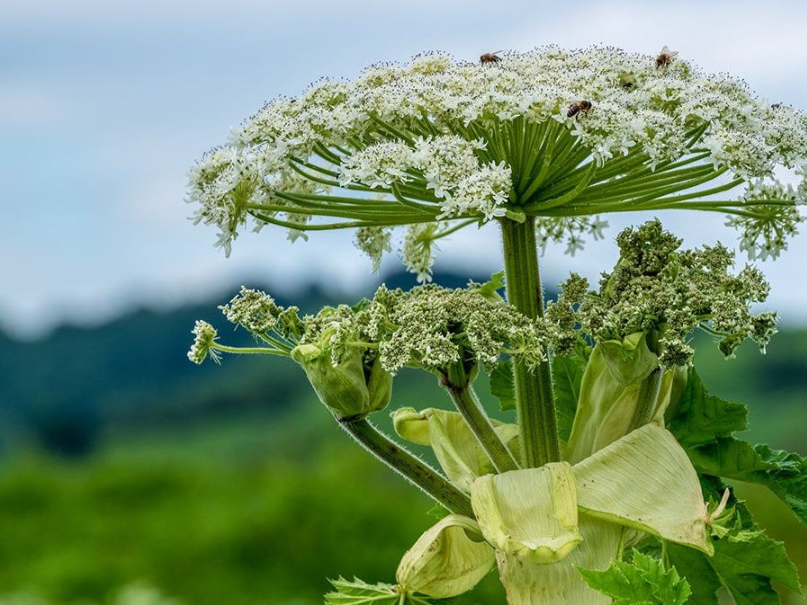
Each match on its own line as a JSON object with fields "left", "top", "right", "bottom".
{"left": 687, "top": 437, "right": 807, "bottom": 527}
{"left": 667, "top": 506, "right": 802, "bottom": 605}
{"left": 551, "top": 353, "right": 585, "bottom": 442}
{"left": 324, "top": 577, "right": 400, "bottom": 605}
{"left": 489, "top": 359, "right": 516, "bottom": 412}
{"left": 713, "top": 530, "right": 801, "bottom": 602}
{"left": 471, "top": 270, "right": 506, "bottom": 301}
{"left": 666, "top": 369, "right": 747, "bottom": 447}
{"left": 668, "top": 370, "right": 807, "bottom": 527}
{"left": 578, "top": 550, "right": 691, "bottom": 605}
{"left": 664, "top": 543, "right": 721, "bottom": 605}
{"left": 325, "top": 577, "right": 449, "bottom": 605}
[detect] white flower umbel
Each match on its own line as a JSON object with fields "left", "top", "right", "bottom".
{"left": 188, "top": 46, "right": 806, "bottom": 272}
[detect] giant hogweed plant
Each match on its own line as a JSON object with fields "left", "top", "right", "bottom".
{"left": 186, "top": 46, "right": 807, "bottom": 604}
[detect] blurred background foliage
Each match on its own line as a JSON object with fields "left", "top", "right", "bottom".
{"left": 0, "top": 269, "right": 805, "bottom": 605}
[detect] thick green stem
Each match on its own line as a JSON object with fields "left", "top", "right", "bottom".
{"left": 443, "top": 378, "right": 520, "bottom": 473}
{"left": 500, "top": 217, "right": 560, "bottom": 467}
{"left": 337, "top": 416, "right": 474, "bottom": 518}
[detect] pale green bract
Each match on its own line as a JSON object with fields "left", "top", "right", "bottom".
{"left": 574, "top": 424, "right": 712, "bottom": 555}
{"left": 395, "top": 514, "right": 495, "bottom": 598}
{"left": 393, "top": 407, "right": 519, "bottom": 492}
{"left": 394, "top": 409, "right": 711, "bottom": 604}
{"left": 470, "top": 463, "right": 583, "bottom": 565}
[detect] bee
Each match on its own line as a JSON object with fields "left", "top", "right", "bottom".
{"left": 480, "top": 51, "right": 503, "bottom": 65}
{"left": 567, "top": 100, "right": 592, "bottom": 119}
{"left": 771, "top": 103, "right": 783, "bottom": 110}
{"left": 656, "top": 45, "right": 678, "bottom": 68}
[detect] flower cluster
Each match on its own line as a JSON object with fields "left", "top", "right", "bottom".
{"left": 187, "top": 320, "right": 221, "bottom": 365}
{"left": 546, "top": 220, "right": 777, "bottom": 365}
{"left": 364, "top": 284, "right": 546, "bottom": 375}
{"left": 727, "top": 180, "right": 803, "bottom": 260}
{"left": 353, "top": 225, "right": 393, "bottom": 272}
{"left": 340, "top": 135, "right": 511, "bottom": 221}
{"left": 220, "top": 286, "right": 305, "bottom": 344}
{"left": 187, "top": 46, "right": 806, "bottom": 275}
{"left": 189, "top": 280, "right": 546, "bottom": 380}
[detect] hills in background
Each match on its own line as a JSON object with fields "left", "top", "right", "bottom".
{"left": 0, "top": 270, "right": 481, "bottom": 458}
{"left": 0, "top": 268, "right": 805, "bottom": 460}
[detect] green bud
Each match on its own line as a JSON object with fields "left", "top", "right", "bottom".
{"left": 395, "top": 514, "right": 495, "bottom": 598}
{"left": 565, "top": 334, "right": 661, "bottom": 464}
{"left": 366, "top": 355, "right": 393, "bottom": 414}
{"left": 291, "top": 344, "right": 370, "bottom": 419}
{"left": 471, "top": 463, "right": 582, "bottom": 565}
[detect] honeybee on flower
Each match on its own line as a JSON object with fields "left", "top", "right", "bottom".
{"left": 656, "top": 45, "right": 678, "bottom": 68}
{"left": 479, "top": 51, "right": 503, "bottom": 65}
{"left": 567, "top": 100, "right": 592, "bottom": 119}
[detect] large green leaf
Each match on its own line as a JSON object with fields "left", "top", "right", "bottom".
{"left": 664, "top": 543, "right": 721, "bottom": 605}
{"left": 667, "top": 520, "right": 801, "bottom": 605}
{"left": 578, "top": 550, "right": 691, "bottom": 605}
{"left": 687, "top": 437, "right": 807, "bottom": 527}
{"left": 667, "top": 369, "right": 807, "bottom": 527}
{"left": 666, "top": 369, "right": 747, "bottom": 447}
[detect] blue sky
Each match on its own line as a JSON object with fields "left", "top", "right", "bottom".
{"left": 2, "top": 0, "right": 807, "bottom": 338}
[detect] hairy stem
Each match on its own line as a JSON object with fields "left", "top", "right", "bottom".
{"left": 337, "top": 415, "right": 474, "bottom": 517}
{"left": 443, "top": 377, "right": 520, "bottom": 473}
{"left": 500, "top": 217, "right": 559, "bottom": 467}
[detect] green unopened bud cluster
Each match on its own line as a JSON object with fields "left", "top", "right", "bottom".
{"left": 546, "top": 219, "right": 778, "bottom": 365}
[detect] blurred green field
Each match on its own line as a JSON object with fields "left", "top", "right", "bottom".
{"left": 0, "top": 409, "right": 508, "bottom": 605}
